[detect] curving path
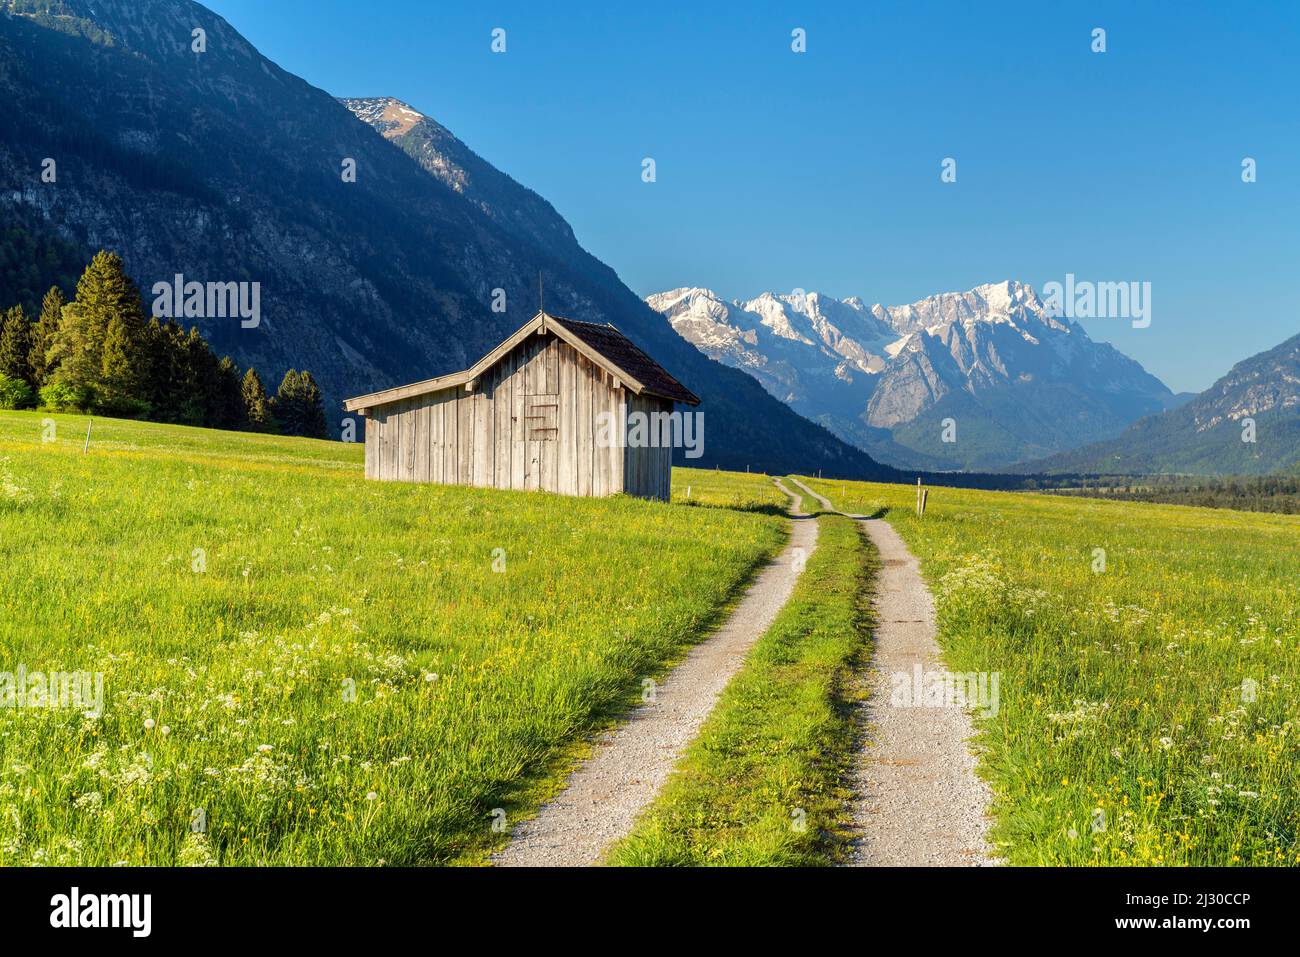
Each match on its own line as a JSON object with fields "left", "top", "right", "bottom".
{"left": 790, "top": 477, "right": 999, "bottom": 866}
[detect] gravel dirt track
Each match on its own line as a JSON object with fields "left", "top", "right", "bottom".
{"left": 492, "top": 481, "right": 818, "bottom": 867}
{"left": 790, "top": 477, "right": 999, "bottom": 866}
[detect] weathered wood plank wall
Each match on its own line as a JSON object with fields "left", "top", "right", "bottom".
{"left": 622, "top": 392, "right": 675, "bottom": 500}
{"left": 362, "top": 332, "right": 670, "bottom": 499}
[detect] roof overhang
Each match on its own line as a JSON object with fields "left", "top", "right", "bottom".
{"left": 344, "top": 312, "right": 696, "bottom": 411}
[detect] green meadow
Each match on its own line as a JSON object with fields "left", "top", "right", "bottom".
{"left": 804, "top": 476, "right": 1300, "bottom": 866}
{"left": 0, "top": 410, "right": 784, "bottom": 865}
{"left": 3, "top": 408, "right": 1295, "bottom": 868}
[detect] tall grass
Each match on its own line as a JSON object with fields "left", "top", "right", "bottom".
{"left": 672, "top": 466, "right": 789, "bottom": 514}
{"left": 0, "top": 411, "right": 784, "bottom": 865}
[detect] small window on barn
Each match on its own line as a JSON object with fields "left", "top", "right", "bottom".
{"left": 525, "top": 396, "right": 558, "bottom": 441}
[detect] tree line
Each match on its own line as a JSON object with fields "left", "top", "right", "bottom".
{"left": 1045, "top": 474, "right": 1300, "bottom": 515}
{"left": 0, "top": 250, "right": 327, "bottom": 438}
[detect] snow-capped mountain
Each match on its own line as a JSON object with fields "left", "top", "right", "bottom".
{"left": 648, "top": 281, "right": 1179, "bottom": 470}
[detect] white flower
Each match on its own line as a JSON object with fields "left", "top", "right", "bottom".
{"left": 366, "top": 791, "right": 378, "bottom": 801}
{"left": 161, "top": 726, "right": 171, "bottom": 736}
{"left": 257, "top": 744, "right": 273, "bottom": 753}
{"left": 1158, "top": 736, "right": 1174, "bottom": 750}
{"left": 144, "top": 718, "right": 156, "bottom": 731}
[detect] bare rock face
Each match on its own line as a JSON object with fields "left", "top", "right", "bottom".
{"left": 649, "top": 279, "right": 1178, "bottom": 470}
{"left": 1191, "top": 334, "right": 1300, "bottom": 431}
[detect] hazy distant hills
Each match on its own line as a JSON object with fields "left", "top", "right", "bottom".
{"left": 0, "top": 0, "right": 886, "bottom": 476}
{"left": 649, "top": 281, "right": 1180, "bottom": 470}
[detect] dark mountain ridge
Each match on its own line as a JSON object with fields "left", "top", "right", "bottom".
{"left": 0, "top": 0, "right": 887, "bottom": 476}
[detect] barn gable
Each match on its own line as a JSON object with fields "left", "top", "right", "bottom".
{"left": 342, "top": 312, "right": 697, "bottom": 500}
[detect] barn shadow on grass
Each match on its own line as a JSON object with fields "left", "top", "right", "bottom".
{"left": 673, "top": 499, "right": 791, "bottom": 518}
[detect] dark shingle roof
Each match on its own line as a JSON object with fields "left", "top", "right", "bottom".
{"left": 549, "top": 316, "right": 700, "bottom": 405}
{"left": 344, "top": 311, "right": 702, "bottom": 411}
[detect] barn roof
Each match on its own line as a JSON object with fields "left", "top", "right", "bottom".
{"left": 547, "top": 316, "right": 699, "bottom": 405}
{"left": 343, "top": 311, "right": 700, "bottom": 411}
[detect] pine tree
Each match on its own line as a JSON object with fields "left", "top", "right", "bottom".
{"left": 215, "top": 356, "right": 247, "bottom": 430}
{"left": 0, "top": 305, "right": 32, "bottom": 384}
{"left": 29, "top": 286, "right": 65, "bottom": 388}
{"left": 49, "top": 251, "right": 147, "bottom": 401}
{"left": 271, "top": 369, "right": 328, "bottom": 438}
{"left": 99, "top": 314, "right": 142, "bottom": 410}
{"left": 139, "top": 318, "right": 175, "bottom": 421}
{"left": 44, "top": 301, "right": 99, "bottom": 389}
{"left": 297, "top": 370, "right": 328, "bottom": 439}
{"left": 272, "top": 369, "right": 304, "bottom": 436}
{"left": 74, "top": 251, "right": 146, "bottom": 348}
{"left": 242, "top": 367, "right": 272, "bottom": 431}
{"left": 173, "top": 326, "right": 219, "bottom": 426}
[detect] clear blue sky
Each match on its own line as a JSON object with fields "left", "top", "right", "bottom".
{"left": 204, "top": 0, "right": 1298, "bottom": 394}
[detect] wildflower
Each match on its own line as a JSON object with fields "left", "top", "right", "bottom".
{"left": 257, "top": 744, "right": 273, "bottom": 753}
{"left": 179, "top": 832, "right": 217, "bottom": 867}
{"left": 144, "top": 719, "right": 155, "bottom": 731}
{"left": 366, "top": 791, "right": 377, "bottom": 801}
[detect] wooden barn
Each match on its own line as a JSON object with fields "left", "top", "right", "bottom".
{"left": 342, "top": 311, "right": 701, "bottom": 500}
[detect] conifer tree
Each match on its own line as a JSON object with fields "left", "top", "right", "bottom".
{"left": 271, "top": 369, "right": 328, "bottom": 438}
{"left": 215, "top": 356, "right": 247, "bottom": 430}
{"left": 50, "top": 251, "right": 147, "bottom": 399}
{"left": 172, "top": 326, "right": 216, "bottom": 426}
{"left": 44, "top": 301, "right": 99, "bottom": 389}
{"left": 29, "top": 286, "right": 65, "bottom": 388}
{"left": 138, "top": 318, "right": 174, "bottom": 421}
{"left": 272, "top": 369, "right": 304, "bottom": 436}
{"left": 74, "top": 251, "right": 146, "bottom": 346}
{"left": 0, "top": 305, "right": 32, "bottom": 384}
{"left": 99, "top": 314, "right": 142, "bottom": 408}
{"left": 297, "top": 370, "right": 329, "bottom": 439}
{"left": 242, "top": 367, "right": 272, "bottom": 431}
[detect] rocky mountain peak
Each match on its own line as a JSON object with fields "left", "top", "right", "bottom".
{"left": 339, "top": 97, "right": 428, "bottom": 138}
{"left": 648, "top": 280, "right": 1175, "bottom": 469}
